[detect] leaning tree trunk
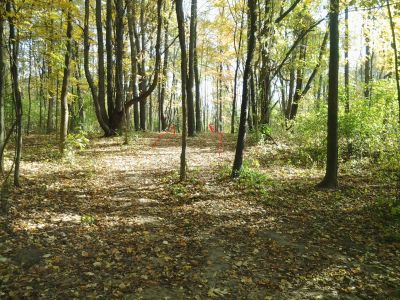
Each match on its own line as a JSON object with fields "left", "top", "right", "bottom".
{"left": 60, "top": 1, "right": 73, "bottom": 154}
{"left": 317, "top": 0, "right": 339, "bottom": 189}
{"left": 7, "top": 0, "right": 23, "bottom": 187}
{"left": 176, "top": 0, "right": 188, "bottom": 181}
{"left": 232, "top": 0, "right": 257, "bottom": 178}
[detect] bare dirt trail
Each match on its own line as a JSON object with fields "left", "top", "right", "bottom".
{"left": 0, "top": 134, "right": 399, "bottom": 299}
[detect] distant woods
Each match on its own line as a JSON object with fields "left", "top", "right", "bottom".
{"left": 0, "top": 0, "right": 399, "bottom": 187}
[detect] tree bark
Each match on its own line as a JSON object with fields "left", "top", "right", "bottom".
{"left": 187, "top": 0, "right": 196, "bottom": 136}
{"left": 232, "top": 0, "right": 257, "bottom": 178}
{"left": 83, "top": 0, "right": 111, "bottom": 135}
{"left": 386, "top": 0, "right": 400, "bottom": 126}
{"left": 0, "top": 6, "right": 5, "bottom": 174}
{"left": 317, "top": 0, "right": 339, "bottom": 189}
{"left": 7, "top": 0, "right": 23, "bottom": 187}
{"left": 106, "top": 0, "right": 115, "bottom": 128}
{"left": 60, "top": 1, "right": 73, "bottom": 154}
{"left": 176, "top": 0, "right": 188, "bottom": 181}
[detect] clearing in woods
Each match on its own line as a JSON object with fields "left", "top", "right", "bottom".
{"left": 0, "top": 134, "right": 399, "bottom": 299}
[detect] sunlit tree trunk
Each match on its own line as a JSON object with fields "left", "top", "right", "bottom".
{"left": 176, "top": 0, "right": 188, "bottom": 181}
{"left": 60, "top": 1, "right": 73, "bottom": 154}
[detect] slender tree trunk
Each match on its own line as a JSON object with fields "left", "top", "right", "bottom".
{"left": 364, "top": 14, "right": 371, "bottom": 100}
{"left": 176, "top": 0, "right": 188, "bottom": 181}
{"left": 60, "top": 1, "right": 73, "bottom": 154}
{"left": 159, "top": 12, "right": 169, "bottom": 131}
{"left": 192, "top": 0, "right": 202, "bottom": 133}
{"left": 344, "top": 5, "right": 352, "bottom": 156}
{"left": 232, "top": 0, "right": 256, "bottom": 178}
{"left": 387, "top": 0, "right": 400, "bottom": 126}
{"left": 0, "top": 8, "right": 5, "bottom": 175}
{"left": 0, "top": 7, "right": 4, "bottom": 174}
{"left": 231, "top": 8, "right": 245, "bottom": 134}
{"left": 96, "top": 0, "right": 110, "bottom": 133}
{"left": 187, "top": 0, "right": 196, "bottom": 136}
{"left": 27, "top": 38, "right": 33, "bottom": 135}
{"left": 127, "top": 0, "right": 139, "bottom": 131}
{"left": 113, "top": 0, "right": 125, "bottom": 132}
{"left": 7, "top": 0, "right": 23, "bottom": 187}
{"left": 106, "top": 0, "right": 114, "bottom": 129}
{"left": 318, "top": 0, "right": 339, "bottom": 188}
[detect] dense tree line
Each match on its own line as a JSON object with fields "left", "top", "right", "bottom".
{"left": 0, "top": 0, "right": 399, "bottom": 188}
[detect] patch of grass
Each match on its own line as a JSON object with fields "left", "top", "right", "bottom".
{"left": 218, "top": 159, "right": 269, "bottom": 196}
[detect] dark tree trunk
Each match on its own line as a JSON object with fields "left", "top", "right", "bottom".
{"left": 232, "top": 0, "right": 256, "bottom": 178}
{"left": 95, "top": 0, "right": 110, "bottom": 132}
{"left": 113, "top": 0, "right": 125, "bottom": 132}
{"left": 0, "top": 7, "right": 4, "bottom": 174}
{"left": 106, "top": 0, "right": 115, "bottom": 128}
{"left": 83, "top": 0, "right": 111, "bottom": 135}
{"left": 187, "top": 0, "right": 196, "bottom": 136}
{"left": 317, "top": 0, "right": 339, "bottom": 189}
{"left": 386, "top": 0, "right": 400, "bottom": 126}
{"left": 7, "top": 0, "right": 23, "bottom": 187}
{"left": 176, "top": 0, "right": 188, "bottom": 181}
{"left": 60, "top": 1, "right": 73, "bottom": 154}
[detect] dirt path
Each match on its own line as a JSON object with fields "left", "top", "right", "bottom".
{"left": 0, "top": 134, "right": 399, "bottom": 299}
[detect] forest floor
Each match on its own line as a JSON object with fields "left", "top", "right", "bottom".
{"left": 0, "top": 132, "right": 399, "bottom": 299}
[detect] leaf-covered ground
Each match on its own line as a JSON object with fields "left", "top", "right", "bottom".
{"left": 0, "top": 133, "right": 399, "bottom": 299}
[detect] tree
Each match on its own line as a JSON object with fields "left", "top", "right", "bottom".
{"left": 386, "top": 0, "right": 400, "bottom": 125}
{"left": 7, "top": 0, "right": 23, "bottom": 187}
{"left": 187, "top": 0, "right": 197, "bottom": 136}
{"left": 232, "top": 0, "right": 257, "bottom": 178}
{"left": 176, "top": 0, "right": 188, "bottom": 181}
{"left": 317, "top": 0, "right": 339, "bottom": 189}
{"left": 0, "top": 2, "right": 5, "bottom": 174}
{"left": 60, "top": 0, "right": 73, "bottom": 154}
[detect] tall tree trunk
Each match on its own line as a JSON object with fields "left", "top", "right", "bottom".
{"left": 113, "top": 0, "right": 125, "bottom": 132}
{"left": 60, "top": 1, "right": 73, "bottom": 154}
{"left": 96, "top": 0, "right": 110, "bottom": 132}
{"left": 159, "top": 10, "right": 169, "bottom": 131}
{"left": 27, "top": 38, "right": 33, "bottom": 135}
{"left": 7, "top": 0, "right": 23, "bottom": 187}
{"left": 176, "top": 0, "right": 188, "bottom": 181}
{"left": 387, "top": 0, "right": 400, "bottom": 126}
{"left": 364, "top": 14, "right": 371, "bottom": 100}
{"left": 344, "top": 5, "right": 352, "bottom": 156}
{"left": 127, "top": 0, "right": 139, "bottom": 131}
{"left": 106, "top": 0, "right": 115, "bottom": 129}
{"left": 187, "top": 0, "right": 196, "bottom": 136}
{"left": 47, "top": 65, "right": 55, "bottom": 134}
{"left": 192, "top": 0, "right": 202, "bottom": 133}
{"left": 0, "top": 6, "right": 5, "bottom": 174}
{"left": 83, "top": 0, "right": 111, "bottom": 135}
{"left": 231, "top": 7, "right": 245, "bottom": 134}
{"left": 318, "top": 0, "right": 339, "bottom": 188}
{"left": 232, "top": 0, "right": 256, "bottom": 178}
